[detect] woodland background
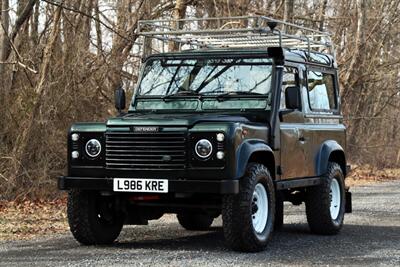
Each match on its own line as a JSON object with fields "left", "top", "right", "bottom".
{"left": 0, "top": 0, "right": 399, "bottom": 200}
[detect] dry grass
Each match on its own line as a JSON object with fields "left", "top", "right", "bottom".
{"left": 0, "top": 197, "right": 69, "bottom": 241}
{"left": 346, "top": 165, "right": 400, "bottom": 187}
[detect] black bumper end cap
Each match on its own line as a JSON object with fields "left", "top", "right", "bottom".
{"left": 345, "top": 190, "right": 352, "bottom": 213}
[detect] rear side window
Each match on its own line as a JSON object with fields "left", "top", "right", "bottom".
{"left": 307, "top": 70, "right": 336, "bottom": 110}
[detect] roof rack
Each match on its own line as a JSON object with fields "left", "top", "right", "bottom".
{"left": 137, "top": 15, "right": 335, "bottom": 59}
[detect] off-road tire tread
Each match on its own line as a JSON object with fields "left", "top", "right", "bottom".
{"left": 222, "top": 163, "right": 275, "bottom": 252}
{"left": 305, "top": 162, "right": 345, "bottom": 235}
{"left": 67, "top": 190, "right": 122, "bottom": 245}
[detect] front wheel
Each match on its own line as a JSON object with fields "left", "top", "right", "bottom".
{"left": 222, "top": 163, "right": 275, "bottom": 252}
{"left": 305, "top": 162, "right": 346, "bottom": 235}
{"left": 67, "top": 190, "right": 124, "bottom": 245}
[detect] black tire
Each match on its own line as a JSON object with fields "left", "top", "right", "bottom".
{"left": 67, "top": 190, "right": 124, "bottom": 245}
{"left": 222, "top": 163, "right": 275, "bottom": 252}
{"left": 305, "top": 162, "right": 345, "bottom": 235}
{"left": 177, "top": 212, "right": 214, "bottom": 230}
{"left": 274, "top": 191, "right": 284, "bottom": 230}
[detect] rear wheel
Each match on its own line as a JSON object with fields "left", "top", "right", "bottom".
{"left": 177, "top": 212, "right": 214, "bottom": 230}
{"left": 67, "top": 190, "right": 124, "bottom": 245}
{"left": 305, "top": 162, "right": 345, "bottom": 235}
{"left": 222, "top": 163, "right": 275, "bottom": 252}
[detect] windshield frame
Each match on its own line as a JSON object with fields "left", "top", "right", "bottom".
{"left": 130, "top": 52, "right": 275, "bottom": 112}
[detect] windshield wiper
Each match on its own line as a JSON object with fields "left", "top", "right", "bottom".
{"left": 162, "top": 90, "right": 203, "bottom": 102}
{"left": 215, "top": 91, "right": 266, "bottom": 102}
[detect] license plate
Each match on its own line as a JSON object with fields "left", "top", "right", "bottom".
{"left": 113, "top": 178, "right": 168, "bottom": 193}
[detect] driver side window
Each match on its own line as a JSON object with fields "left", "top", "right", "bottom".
{"left": 280, "top": 67, "right": 299, "bottom": 110}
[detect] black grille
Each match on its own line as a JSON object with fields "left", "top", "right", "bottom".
{"left": 105, "top": 130, "right": 187, "bottom": 171}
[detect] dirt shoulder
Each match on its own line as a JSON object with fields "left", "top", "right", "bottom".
{"left": 0, "top": 199, "right": 68, "bottom": 241}
{"left": 345, "top": 165, "right": 400, "bottom": 187}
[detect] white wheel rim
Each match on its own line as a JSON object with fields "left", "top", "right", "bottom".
{"left": 251, "top": 183, "right": 269, "bottom": 234}
{"left": 330, "top": 178, "right": 341, "bottom": 220}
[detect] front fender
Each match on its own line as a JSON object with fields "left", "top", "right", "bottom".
{"left": 70, "top": 122, "right": 106, "bottom": 133}
{"left": 234, "top": 139, "right": 273, "bottom": 179}
{"left": 315, "top": 140, "right": 346, "bottom": 176}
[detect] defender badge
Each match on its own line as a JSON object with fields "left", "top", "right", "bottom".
{"left": 132, "top": 126, "right": 159, "bottom": 132}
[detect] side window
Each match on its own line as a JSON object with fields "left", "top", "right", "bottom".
{"left": 280, "top": 67, "right": 298, "bottom": 110}
{"left": 307, "top": 70, "right": 337, "bottom": 110}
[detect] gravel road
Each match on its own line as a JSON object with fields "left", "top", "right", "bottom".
{"left": 1, "top": 181, "right": 399, "bottom": 266}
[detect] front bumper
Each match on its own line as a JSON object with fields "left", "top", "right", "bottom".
{"left": 58, "top": 176, "right": 239, "bottom": 194}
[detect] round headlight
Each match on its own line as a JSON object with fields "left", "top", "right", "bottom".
{"left": 195, "top": 139, "right": 213, "bottom": 159}
{"left": 71, "top": 133, "right": 79, "bottom": 141}
{"left": 85, "top": 139, "right": 101, "bottom": 157}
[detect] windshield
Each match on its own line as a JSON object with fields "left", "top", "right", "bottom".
{"left": 133, "top": 57, "right": 273, "bottom": 111}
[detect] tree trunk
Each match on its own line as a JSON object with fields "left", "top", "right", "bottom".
{"left": 0, "top": 0, "right": 36, "bottom": 64}
{"left": 318, "top": 0, "right": 328, "bottom": 31}
{"left": 94, "top": 0, "right": 102, "bottom": 57}
{"left": 30, "top": 0, "right": 40, "bottom": 46}
{"left": 283, "top": 0, "right": 294, "bottom": 21}
{"left": 11, "top": 1, "right": 63, "bottom": 190}
{"left": 108, "top": 0, "right": 145, "bottom": 91}
{"left": 168, "top": 0, "right": 188, "bottom": 51}
{"left": 344, "top": 0, "right": 367, "bottom": 152}
{"left": 283, "top": 0, "right": 294, "bottom": 32}
{"left": 0, "top": 0, "right": 10, "bottom": 72}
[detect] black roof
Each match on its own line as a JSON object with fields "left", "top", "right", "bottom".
{"left": 145, "top": 47, "right": 335, "bottom": 68}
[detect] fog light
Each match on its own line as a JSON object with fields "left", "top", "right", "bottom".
{"left": 71, "top": 133, "right": 79, "bottom": 141}
{"left": 216, "top": 133, "right": 225, "bottom": 142}
{"left": 71, "top": 151, "right": 79, "bottom": 159}
{"left": 216, "top": 151, "right": 225, "bottom": 160}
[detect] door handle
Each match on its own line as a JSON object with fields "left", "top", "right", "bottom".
{"left": 298, "top": 136, "right": 306, "bottom": 142}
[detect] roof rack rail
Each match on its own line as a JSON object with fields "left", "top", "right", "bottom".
{"left": 137, "top": 15, "right": 335, "bottom": 59}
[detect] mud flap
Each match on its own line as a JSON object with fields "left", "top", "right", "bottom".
{"left": 345, "top": 190, "right": 352, "bottom": 213}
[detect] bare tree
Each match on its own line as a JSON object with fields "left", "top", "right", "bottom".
{"left": 0, "top": 0, "right": 37, "bottom": 66}
{"left": 0, "top": 0, "right": 400, "bottom": 199}
{"left": 0, "top": 0, "right": 10, "bottom": 72}
{"left": 168, "top": 0, "right": 188, "bottom": 51}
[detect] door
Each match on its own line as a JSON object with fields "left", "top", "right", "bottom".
{"left": 279, "top": 66, "right": 313, "bottom": 179}
{"left": 305, "top": 68, "right": 346, "bottom": 164}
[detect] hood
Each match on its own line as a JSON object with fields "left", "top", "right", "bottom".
{"left": 106, "top": 113, "right": 250, "bottom": 128}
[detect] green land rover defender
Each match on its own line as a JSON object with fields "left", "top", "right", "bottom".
{"left": 58, "top": 16, "right": 352, "bottom": 252}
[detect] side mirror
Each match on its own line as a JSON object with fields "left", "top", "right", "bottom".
{"left": 285, "top": 86, "right": 301, "bottom": 110}
{"left": 114, "top": 87, "right": 126, "bottom": 113}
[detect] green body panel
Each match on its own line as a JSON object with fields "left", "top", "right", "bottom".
{"left": 66, "top": 47, "right": 346, "bottom": 184}
{"left": 70, "top": 122, "right": 106, "bottom": 133}
{"left": 107, "top": 117, "right": 190, "bottom": 127}
{"left": 189, "top": 123, "right": 230, "bottom": 133}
